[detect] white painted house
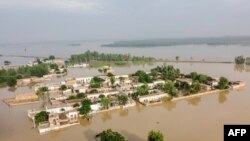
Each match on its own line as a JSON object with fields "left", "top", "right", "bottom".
{"left": 138, "top": 93, "right": 168, "bottom": 104}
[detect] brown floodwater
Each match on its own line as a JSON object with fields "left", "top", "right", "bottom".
{"left": 0, "top": 63, "right": 250, "bottom": 141}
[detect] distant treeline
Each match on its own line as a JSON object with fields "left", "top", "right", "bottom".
{"left": 235, "top": 56, "right": 250, "bottom": 65}
{"left": 102, "top": 36, "right": 250, "bottom": 47}
{"left": 0, "top": 64, "right": 49, "bottom": 87}
{"left": 67, "top": 50, "right": 156, "bottom": 65}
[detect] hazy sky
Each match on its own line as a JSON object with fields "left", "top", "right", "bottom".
{"left": 0, "top": 0, "right": 250, "bottom": 43}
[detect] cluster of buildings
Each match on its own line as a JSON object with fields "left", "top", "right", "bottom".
{"left": 25, "top": 68, "right": 245, "bottom": 134}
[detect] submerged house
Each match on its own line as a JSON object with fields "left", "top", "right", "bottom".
{"left": 38, "top": 110, "right": 79, "bottom": 134}
{"left": 176, "top": 78, "right": 193, "bottom": 85}
{"left": 138, "top": 93, "right": 168, "bottom": 105}
{"left": 75, "top": 77, "right": 93, "bottom": 84}
{"left": 4, "top": 92, "right": 39, "bottom": 106}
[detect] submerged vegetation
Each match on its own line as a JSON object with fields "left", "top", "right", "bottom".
{"left": 35, "top": 111, "right": 49, "bottom": 125}
{"left": 0, "top": 64, "right": 49, "bottom": 87}
{"left": 235, "top": 55, "right": 250, "bottom": 65}
{"left": 235, "top": 56, "right": 245, "bottom": 64}
{"left": 97, "top": 129, "right": 164, "bottom": 141}
{"left": 67, "top": 50, "right": 156, "bottom": 66}
{"left": 148, "top": 130, "right": 164, "bottom": 141}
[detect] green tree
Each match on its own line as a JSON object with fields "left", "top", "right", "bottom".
{"left": 107, "top": 72, "right": 114, "bottom": 77}
{"left": 235, "top": 56, "right": 245, "bottom": 64}
{"left": 79, "top": 99, "right": 92, "bottom": 116}
{"left": 161, "top": 82, "right": 177, "bottom": 97}
{"left": 34, "top": 111, "right": 49, "bottom": 125}
{"left": 67, "top": 95, "right": 77, "bottom": 100}
{"left": 49, "top": 55, "right": 55, "bottom": 60}
{"left": 133, "top": 70, "right": 153, "bottom": 83}
{"left": 148, "top": 130, "right": 164, "bottom": 141}
{"left": 181, "top": 82, "right": 191, "bottom": 95}
{"left": 49, "top": 63, "right": 58, "bottom": 70}
{"left": 59, "top": 85, "right": 67, "bottom": 91}
{"left": 110, "top": 76, "right": 115, "bottom": 86}
{"left": 118, "top": 95, "right": 128, "bottom": 105}
{"left": 217, "top": 77, "right": 229, "bottom": 89}
{"left": 68, "top": 50, "right": 155, "bottom": 65}
{"left": 30, "top": 64, "right": 49, "bottom": 77}
{"left": 76, "top": 93, "right": 85, "bottom": 99}
{"left": 135, "top": 84, "right": 149, "bottom": 97}
{"left": 73, "top": 103, "right": 80, "bottom": 108}
{"left": 90, "top": 77, "right": 103, "bottom": 88}
{"left": 99, "top": 94, "right": 105, "bottom": 99}
{"left": 100, "top": 129, "right": 125, "bottom": 141}
{"left": 101, "top": 97, "right": 111, "bottom": 109}
{"left": 190, "top": 81, "right": 201, "bottom": 94}
{"left": 175, "top": 56, "right": 180, "bottom": 62}
{"left": 6, "top": 77, "right": 17, "bottom": 87}
{"left": 160, "top": 65, "right": 180, "bottom": 81}
{"left": 36, "top": 87, "right": 48, "bottom": 95}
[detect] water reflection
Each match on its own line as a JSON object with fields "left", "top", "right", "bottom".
{"left": 218, "top": 90, "right": 229, "bottom": 104}
{"left": 40, "top": 93, "right": 49, "bottom": 108}
{"left": 162, "top": 101, "right": 177, "bottom": 111}
{"left": 234, "top": 64, "right": 245, "bottom": 72}
{"left": 49, "top": 130, "right": 63, "bottom": 138}
{"left": 8, "top": 87, "right": 17, "bottom": 92}
{"left": 234, "top": 64, "right": 250, "bottom": 72}
{"left": 83, "top": 129, "right": 99, "bottom": 141}
{"left": 245, "top": 65, "right": 250, "bottom": 72}
{"left": 101, "top": 112, "right": 112, "bottom": 122}
{"left": 80, "top": 118, "right": 93, "bottom": 127}
{"left": 135, "top": 102, "right": 145, "bottom": 113}
{"left": 119, "top": 109, "right": 129, "bottom": 117}
{"left": 120, "top": 130, "right": 144, "bottom": 141}
{"left": 186, "top": 96, "right": 202, "bottom": 106}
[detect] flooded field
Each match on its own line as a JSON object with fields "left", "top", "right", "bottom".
{"left": 0, "top": 62, "right": 249, "bottom": 141}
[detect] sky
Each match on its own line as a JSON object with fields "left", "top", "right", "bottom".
{"left": 0, "top": 0, "right": 250, "bottom": 43}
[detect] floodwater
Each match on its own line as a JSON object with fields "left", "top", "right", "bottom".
{"left": 0, "top": 62, "right": 250, "bottom": 141}
{"left": 1, "top": 41, "right": 250, "bottom": 66}
{"left": 0, "top": 41, "right": 250, "bottom": 140}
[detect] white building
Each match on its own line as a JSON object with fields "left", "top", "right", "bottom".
{"left": 87, "top": 91, "right": 120, "bottom": 100}
{"left": 138, "top": 93, "right": 168, "bottom": 104}
{"left": 75, "top": 77, "right": 93, "bottom": 84}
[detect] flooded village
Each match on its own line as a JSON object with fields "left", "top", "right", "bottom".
{"left": 1, "top": 55, "right": 245, "bottom": 135}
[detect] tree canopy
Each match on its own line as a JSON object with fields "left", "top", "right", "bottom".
{"left": 133, "top": 84, "right": 149, "bottom": 99}
{"left": 148, "top": 130, "right": 164, "bottom": 141}
{"left": 133, "top": 70, "right": 153, "bottom": 83}
{"left": 79, "top": 99, "right": 92, "bottom": 116}
{"left": 100, "top": 97, "right": 111, "bottom": 109}
{"left": 150, "top": 65, "right": 180, "bottom": 81}
{"left": 90, "top": 77, "right": 103, "bottom": 88}
{"left": 217, "top": 77, "right": 229, "bottom": 89}
{"left": 68, "top": 50, "right": 155, "bottom": 65}
{"left": 160, "top": 82, "right": 177, "bottom": 97}
{"left": 235, "top": 56, "right": 245, "bottom": 64}
{"left": 0, "top": 64, "right": 49, "bottom": 87}
{"left": 100, "top": 129, "right": 126, "bottom": 141}
{"left": 35, "top": 111, "right": 49, "bottom": 125}
{"left": 118, "top": 95, "right": 128, "bottom": 105}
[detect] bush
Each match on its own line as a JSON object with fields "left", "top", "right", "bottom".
{"left": 235, "top": 56, "right": 245, "bottom": 64}
{"left": 35, "top": 111, "right": 49, "bottom": 125}
{"left": 148, "top": 130, "right": 164, "bottom": 141}
{"left": 100, "top": 129, "right": 125, "bottom": 141}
